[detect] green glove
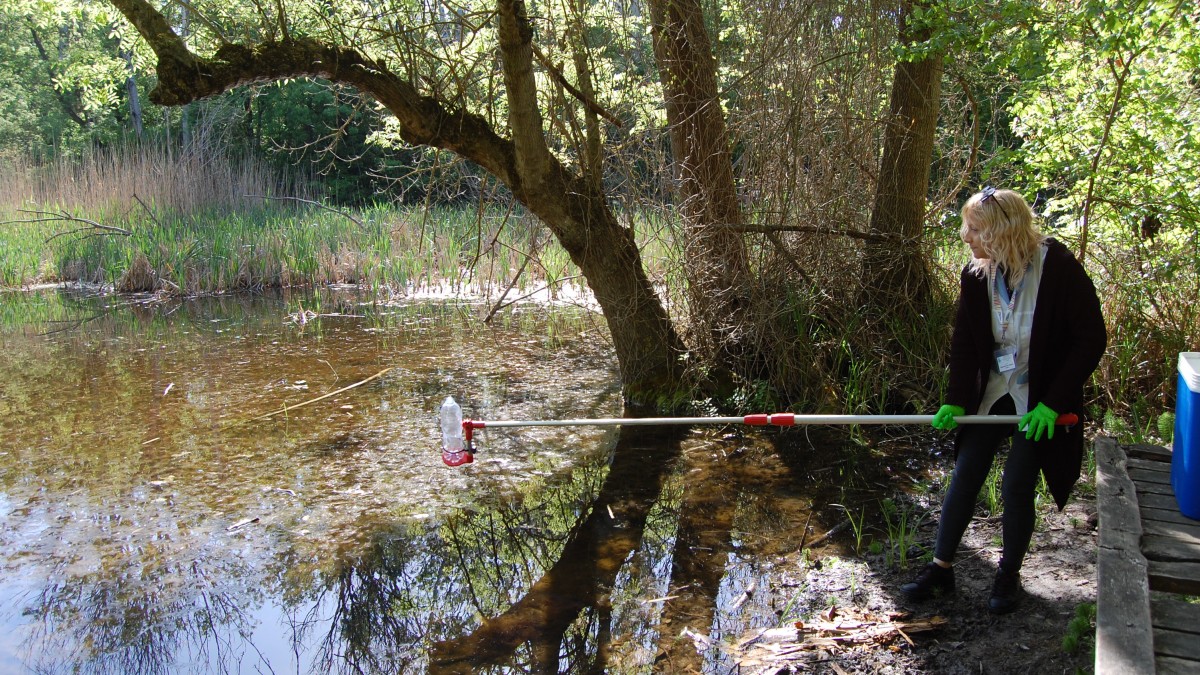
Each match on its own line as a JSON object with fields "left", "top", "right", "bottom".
{"left": 1020, "top": 402, "right": 1058, "bottom": 441}
{"left": 932, "top": 404, "right": 966, "bottom": 431}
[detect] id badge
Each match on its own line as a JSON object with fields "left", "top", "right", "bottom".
{"left": 994, "top": 346, "right": 1017, "bottom": 373}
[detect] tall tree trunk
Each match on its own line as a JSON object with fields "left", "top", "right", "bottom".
{"left": 179, "top": 4, "right": 191, "bottom": 148}
{"left": 648, "top": 0, "right": 806, "bottom": 396}
{"left": 647, "top": 0, "right": 754, "bottom": 374}
{"left": 107, "top": 0, "right": 688, "bottom": 406}
{"left": 862, "top": 0, "right": 942, "bottom": 314}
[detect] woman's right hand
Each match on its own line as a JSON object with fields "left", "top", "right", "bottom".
{"left": 932, "top": 404, "right": 966, "bottom": 430}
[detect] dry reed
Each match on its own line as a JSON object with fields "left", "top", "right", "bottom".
{"left": 0, "top": 144, "right": 312, "bottom": 216}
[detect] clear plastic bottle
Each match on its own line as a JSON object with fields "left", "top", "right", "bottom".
{"left": 440, "top": 396, "right": 464, "bottom": 452}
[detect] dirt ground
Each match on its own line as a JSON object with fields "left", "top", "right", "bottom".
{"left": 726, "top": 449, "right": 1100, "bottom": 674}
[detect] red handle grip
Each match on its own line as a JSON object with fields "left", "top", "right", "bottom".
{"left": 742, "top": 413, "right": 796, "bottom": 426}
{"left": 1056, "top": 413, "right": 1079, "bottom": 426}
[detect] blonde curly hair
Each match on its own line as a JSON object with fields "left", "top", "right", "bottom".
{"left": 960, "top": 188, "right": 1045, "bottom": 288}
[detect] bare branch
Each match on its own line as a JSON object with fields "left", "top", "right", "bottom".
{"left": 7, "top": 209, "right": 133, "bottom": 242}
{"left": 761, "top": 230, "right": 817, "bottom": 288}
{"left": 27, "top": 21, "right": 91, "bottom": 128}
{"left": 531, "top": 43, "right": 622, "bottom": 129}
{"left": 923, "top": 73, "right": 980, "bottom": 222}
{"left": 133, "top": 193, "right": 164, "bottom": 228}
{"left": 246, "top": 367, "right": 393, "bottom": 422}
{"left": 724, "top": 222, "right": 900, "bottom": 244}
{"left": 244, "top": 194, "right": 364, "bottom": 227}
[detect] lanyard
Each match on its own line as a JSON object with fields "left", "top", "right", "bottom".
{"left": 991, "top": 264, "right": 1021, "bottom": 341}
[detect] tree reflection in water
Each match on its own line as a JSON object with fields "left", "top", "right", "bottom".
{"left": 292, "top": 425, "right": 679, "bottom": 673}
{"left": 305, "top": 423, "right": 786, "bottom": 674}
{"left": 22, "top": 553, "right": 267, "bottom": 674}
{"left": 427, "top": 427, "right": 686, "bottom": 673}
{"left": 10, "top": 421, "right": 814, "bottom": 674}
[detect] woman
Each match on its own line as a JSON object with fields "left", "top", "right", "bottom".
{"left": 900, "top": 187, "right": 1107, "bottom": 614}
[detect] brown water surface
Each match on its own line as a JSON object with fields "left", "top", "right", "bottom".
{"left": 0, "top": 287, "right": 854, "bottom": 674}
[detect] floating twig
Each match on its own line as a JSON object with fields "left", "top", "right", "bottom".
{"left": 248, "top": 367, "right": 393, "bottom": 421}
{"left": 227, "top": 517, "right": 260, "bottom": 532}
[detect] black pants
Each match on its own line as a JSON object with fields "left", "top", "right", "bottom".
{"left": 933, "top": 396, "right": 1040, "bottom": 573}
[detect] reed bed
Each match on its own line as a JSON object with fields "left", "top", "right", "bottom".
{"left": 2, "top": 201, "right": 606, "bottom": 298}
{"left": 0, "top": 145, "right": 614, "bottom": 299}
{"left": 0, "top": 145, "right": 305, "bottom": 215}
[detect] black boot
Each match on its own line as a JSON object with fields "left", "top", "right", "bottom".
{"left": 988, "top": 566, "right": 1022, "bottom": 614}
{"left": 900, "top": 562, "right": 955, "bottom": 601}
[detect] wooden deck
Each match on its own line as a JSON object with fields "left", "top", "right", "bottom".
{"left": 1095, "top": 437, "right": 1200, "bottom": 674}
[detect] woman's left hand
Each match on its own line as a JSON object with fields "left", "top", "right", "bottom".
{"left": 1020, "top": 402, "right": 1059, "bottom": 441}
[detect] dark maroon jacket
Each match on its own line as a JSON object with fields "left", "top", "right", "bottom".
{"left": 946, "top": 237, "right": 1107, "bottom": 509}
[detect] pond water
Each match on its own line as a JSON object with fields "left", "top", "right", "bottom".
{"left": 0, "top": 287, "right": 864, "bottom": 674}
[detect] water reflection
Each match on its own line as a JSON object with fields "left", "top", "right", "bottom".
{"left": 0, "top": 288, "right": 854, "bottom": 674}
{"left": 429, "top": 426, "right": 685, "bottom": 673}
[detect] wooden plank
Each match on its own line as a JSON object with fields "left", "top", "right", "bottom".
{"left": 1129, "top": 456, "right": 1174, "bottom": 475}
{"left": 1143, "top": 518, "right": 1200, "bottom": 546}
{"left": 1128, "top": 453, "right": 1172, "bottom": 468}
{"left": 1136, "top": 481, "right": 1176, "bottom": 496}
{"left": 1095, "top": 437, "right": 1156, "bottom": 675}
{"left": 1153, "top": 627, "right": 1200, "bottom": 660}
{"left": 1151, "top": 596, "right": 1200, "bottom": 634}
{"left": 1140, "top": 491, "right": 1187, "bottom": 512}
{"left": 1130, "top": 466, "right": 1172, "bottom": 483}
{"left": 1097, "top": 548, "right": 1155, "bottom": 674}
{"left": 1156, "top": 655, "right": 1200, "bottom": 675}
{"left": 1148, "top": 560, "right": 1200, "bottom": 595}
{"left": 1097, "top": 437, "right": 1147, "bottom": 549}
{"left": 1143, "top": 534, "right": 1200, "bottom": 562}
{"left": 1126, "top": 443, "right": 1174, "bottom": 462}
{"left": 1143, "top": 505, "right": 1200, "bottom": 527}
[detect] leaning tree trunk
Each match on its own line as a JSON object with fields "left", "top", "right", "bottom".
{"left": 861, "top": 0, "right": 942, "bottom": 315}
{"left": 106, "top": 0, "right": 688, "bottom": 406}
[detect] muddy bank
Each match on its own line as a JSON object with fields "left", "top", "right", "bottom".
{"left": 726, "top": 430, "right": 1098, "bottom": 674}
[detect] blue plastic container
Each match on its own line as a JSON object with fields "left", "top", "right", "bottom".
{"left": 1172, "top": 353, "right": 1200, "bottom": 519}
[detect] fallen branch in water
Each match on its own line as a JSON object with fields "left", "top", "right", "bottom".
{"left": 249, "top": 367, "right": 392, "bottom": 421}
{"left": 805, "top": 518, "right": 851, "bottom": 548}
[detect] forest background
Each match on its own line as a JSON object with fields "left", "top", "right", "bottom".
{"left": 0, "top": 0, "right": 1197, "bottom": 441}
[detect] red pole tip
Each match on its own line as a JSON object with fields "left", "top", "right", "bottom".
{"left": 1056, "top": 413, "right": 1079, "bottom": 426}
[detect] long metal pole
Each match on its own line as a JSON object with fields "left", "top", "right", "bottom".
{"left": 466, "top": 412, "right": 1078, "bottom": 429}
{"left": 443, "top": 411, "right": 1079, "bottom": 467}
